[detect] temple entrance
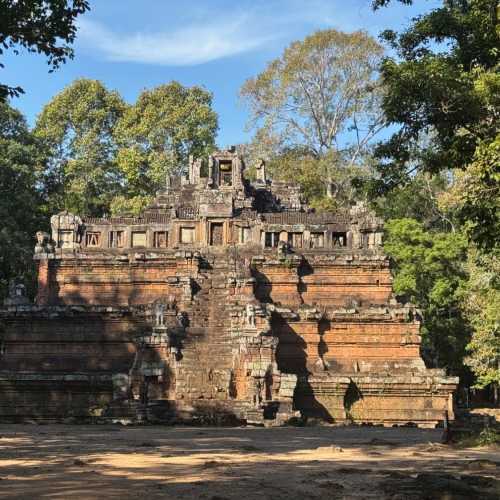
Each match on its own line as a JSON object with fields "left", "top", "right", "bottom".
{"left": 210, "top": 223, "right": 224, "bottom": 246}
{"left": 219, "top": 160, "right": 233, "bottom": 186}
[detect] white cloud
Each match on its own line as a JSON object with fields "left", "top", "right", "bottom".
{"left": 77, "top": 16, "right": 277, "bottom": 66}
{"left": 75, "top": 0, "right": 429, "bottom": 67}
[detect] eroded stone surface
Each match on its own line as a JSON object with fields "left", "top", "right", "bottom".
{"left": 0, "top": 149, "right": 457, "bottom": 424}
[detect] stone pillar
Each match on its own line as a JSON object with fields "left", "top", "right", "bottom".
{"left": 36, "top": 259, "right": 51, "bottom": 306}
{"left": 208, "top": 156, "right": 215, "bottom": 186}
{"left": 233, "top": 157, "right": 244, "bottom": 190}
{"left": 255, "top": 159, "right": 267, "bottom": 184}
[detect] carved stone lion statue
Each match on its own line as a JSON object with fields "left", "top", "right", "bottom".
{"left": 34, "top": 231, "right": 54, "bottom": 254}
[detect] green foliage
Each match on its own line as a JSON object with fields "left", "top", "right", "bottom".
{"left": 0, "top": 0, "right": 90, "bottom": 99}
{"left": 114, "top": 82, "right": 218, "bottom": 207}
{"left": 33, "top": 79, "right": 218, "bottom": 218}
{"left": 384, "top": 218, "right": 470, "bottom": 373}
{"left": 457, "top": 426, "right": 500, "bottom": 447}
{"left": 375, "top": 0, "right": 499, "bottom": 188}
{"left": 440, "top": 133, "right": 500, "bottom": 252}
{"left": 0, "top": 101, "right": 43, "bottom": 299}
{"left": 463, "top": 248, "right": 500, "bottom": 388}
{"left": 264, "top": 148, "right": 372, "bottom": 210}
{"left": 35, "top": 78, "right": 126, "bottom": 217}
{"left": 109, "top": 194, "right": 153, "bottom": 217}
{"left": 241, "top": 29, "right": 385, "bottom": 161}
{"left": 476, "top": 427, "right": 500, "bottom": 446}
{"left": 373, "top": 172, "right": 457, "bottom": 231}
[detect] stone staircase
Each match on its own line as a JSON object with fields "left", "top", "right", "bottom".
{"left": 103, "top": 252, "right": 282, "bottom": 425}
{"left": 170, "top": 253, "right": 241, "bottom": 407}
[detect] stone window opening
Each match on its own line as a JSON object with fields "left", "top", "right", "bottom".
{"left": 210, "top": 223, "right": 224, "bottom": 246}
{"left": 219, "top": 160, "right": 232, "bottom": 186}
{"left": 264, "top": 232, "right": 280, "bottom": 248}
{"left": 239, "top": 226, "right": 250, "bottom": 244}
{"left": 153, "top": 231, "right": 168, "bottom": 248}
{"left": 109, "top": 230, "right": 125, "bottom": 248}
{"left": 85, "top": 232, "right": 101, "bottom": 247}
{"left": 131, "top": 231, "right": 147, "bottom": 247}
{"left": 180, "top": 227, "right": 195, "bottom": 244}
{"left": 361, "top": 233, "right": 369, "bottom": 248}
{"left": 310, "top": 232, "right": 324, "bottom": 248}
{"left": 332, "top": 232, "right": 347, "bottom": 247}
{"left": 287, "top": 232, "right": 303, "bottom": 248}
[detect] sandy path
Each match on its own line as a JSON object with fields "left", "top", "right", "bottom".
{"left": 0, "top": 425, "right": 498, "bottom": 499}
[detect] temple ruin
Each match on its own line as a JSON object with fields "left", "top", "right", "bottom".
{"left": 0, "top": 149, "right": 458, "bottom": 425}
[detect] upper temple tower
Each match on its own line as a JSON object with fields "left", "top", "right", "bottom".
{"left": 181, "top": 147, "right": 245, "bottom": 192}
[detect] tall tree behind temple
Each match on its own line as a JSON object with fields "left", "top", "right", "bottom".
{"left": 240, "top": 28, "right": 385, "bottom": 207}
{"left": 0, "top": 0, "right": 90, "bottom": 100}
{"left": 34, "top": 79, "right": 126, "bottom": 217}
{"left": 463, "top": 248, "right": 500, "bottom": 396}
{"left": 384, "top": 217, "right": 471, "bottom": 378}
{"left": 373, "top": 1, "right": 499, "bottom": 241}
{"left": 241, "top": 29, "right": 385, "bottom": 161}
{"left": 0, "top": 102, "right": 44, "bottom": 299}
{"left": 112, "top": 82, "right": 218, "bottom": 215}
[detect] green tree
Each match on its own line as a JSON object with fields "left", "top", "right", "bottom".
{"left": 0, "top": 0, "right": 90, "bottom": 100}
{"left": 257, "top": 147, "right": 373, "bottom": 211}
{"left": 384, "top": 218, "right": 470, "bottom": 375}
{"left": 439, "top": 135, "right": 500, "bottom": 251}
{"left": 113, "top": 82, "right": 218, "bottom": 214}
{"left": 241, "top": 29, "right": 385, "bottom": 162}
{"left": 374, "top": 172, "right": 458, "bottom": 231}
{"left": 35, "top": 78, "right": 126, "bottom": 216}
{"left": 463, "top": 248, "right": 500, "bottom": 393}
{"left": 437, "top": 68, "right": 500, "bottom": 251}
{"left": 241, "top": 29, "right": 385, "bottom": 208}
{"left": 0, "top": 101, "right": 43, "bottom": 299}
{"left": 374, "top": 0, "right": 499, "bottom": 188}
{"left": 374, "top": 0, "right": 500, "bottom": 394}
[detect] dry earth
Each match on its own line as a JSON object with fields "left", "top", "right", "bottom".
{"left": 0, "top": 424, "right": 498, "bottom": 499}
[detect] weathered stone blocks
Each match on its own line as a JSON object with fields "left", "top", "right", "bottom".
{"left": 0, "top": 149, "right": 457, "bottom": 425}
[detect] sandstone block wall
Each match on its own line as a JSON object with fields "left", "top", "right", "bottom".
{"left": 0, "top": 149, "right": 458, "bottom": 425}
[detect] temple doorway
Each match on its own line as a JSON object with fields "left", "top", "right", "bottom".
{"left": 210, "top": 223, "right": 224, "bottom": 246}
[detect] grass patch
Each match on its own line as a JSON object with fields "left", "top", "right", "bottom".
{"left": 455, "top": 427, "right": 500, "bottom": 448}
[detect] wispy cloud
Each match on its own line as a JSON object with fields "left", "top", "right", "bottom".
{"left": 77, "top": 16, "right": 278, "bottom": 66}
{"left": 75, "top": 0, "right": 438, "bottom": 67}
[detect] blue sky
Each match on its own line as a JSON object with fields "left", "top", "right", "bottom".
{"left": 3, "top": 0, "right": 441, "bottom": 147}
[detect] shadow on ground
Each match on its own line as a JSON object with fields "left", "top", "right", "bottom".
{"left": 0, "top": 425, "right": 498, "bottom": 499}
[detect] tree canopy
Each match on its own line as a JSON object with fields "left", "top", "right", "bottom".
{"left": 113, "top": 82, "right": 218, "bottom": 214}
{"left": 0, "top": 101, "right": 43, "bottom": 298}
{"left": 34, "top": 78, "right": 126, "bottom": 217}
{"left": 463, "top": 248, "right": 500, "bottom": 388}
{"left": 0, "top": 0, "right": 90, "bottom": 100}
{"left": 384, "top": 218, "right": 470, "bottom": 374}
{"left": 241, "top": 29, "right": 385, "bottom": 162}
{"left": 374, "top": 0, "right": 499, "bottom": 189}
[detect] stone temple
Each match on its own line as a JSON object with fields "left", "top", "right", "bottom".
{"left": 0, "top": 149, "right": 457, "bottom": 425}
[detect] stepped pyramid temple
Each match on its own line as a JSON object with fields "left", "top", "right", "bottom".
{"left": 0, "top": 149, "right": 458, "bottom": 425}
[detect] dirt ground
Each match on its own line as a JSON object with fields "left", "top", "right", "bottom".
{"left": 0, "top": 424, "right": 498, "bottom": 500}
